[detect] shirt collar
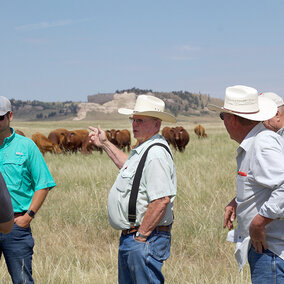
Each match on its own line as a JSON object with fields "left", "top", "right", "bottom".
{"left": 0, "top": 128, "right": 15, "bottom": 149}
{"left": 237, "top": 123, "right": 266, "bottom": 154}
{"left": 130, "top": 133, "right": 161, "bottom": 156}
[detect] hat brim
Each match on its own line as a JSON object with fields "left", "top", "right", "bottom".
{"left": 118, "top": 108, "right": 177, "bottom": 123}
{"left": 208, "top": 96, "right": 277, "bottom": 121}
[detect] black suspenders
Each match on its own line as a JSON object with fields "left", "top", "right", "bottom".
{"left": 128, "top": 143, "right": 173, "bottom": 224}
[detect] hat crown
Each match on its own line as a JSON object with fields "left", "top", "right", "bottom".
{"left": 0, "top": 96, "right": 11, "bottom": 115}
{"left": 260, "top": 92, "right": 284, "bottom": 107}
{"left": 133, "top": 95, "right": 165, "bottom": 113}
{"left": 224, "top": 85, "right": 259, "bottom": 113}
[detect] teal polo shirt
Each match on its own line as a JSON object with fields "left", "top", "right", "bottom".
{"left": 0, "top": 128, "right": 56, "bottom": 212}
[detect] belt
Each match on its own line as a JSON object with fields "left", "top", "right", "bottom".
{"left": 122, "top": 225, "right": 171, "bottom": 236}
{"left": 14, "top": 212, "right": 26, "bottom": 218}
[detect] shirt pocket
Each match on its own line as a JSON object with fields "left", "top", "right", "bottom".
{"left": 3, "top": 155, "right": 27, "bottom": 188}
{"left": 116, "top": 168, "right": 136, "bottom": 196}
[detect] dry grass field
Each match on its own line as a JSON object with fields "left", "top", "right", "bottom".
{"left": 0, "top": 116, "right": 252, "bottom": 283}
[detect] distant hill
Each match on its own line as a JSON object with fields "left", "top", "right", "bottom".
{"left": 10, "top": 88, "right": 223, "bottom": 121}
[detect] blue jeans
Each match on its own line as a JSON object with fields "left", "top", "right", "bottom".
{"left": 0, "top": 223, "right": 34, "bottom": 284}
{"left": 248, "top": 246, "right": 284, "bottom": 284}
{"left": 118, "top": 228, "right": 171, "bottom": 284}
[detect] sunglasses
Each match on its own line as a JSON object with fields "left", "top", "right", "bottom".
{"left": 0, "top": 112, "right": 10, "bottom": 121}
{"left": 219, "top": 112, "right": 224, "bottom": 120}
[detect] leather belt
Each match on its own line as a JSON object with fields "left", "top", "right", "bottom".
{"left": 14, "top": 212, "right": 26, "bottom": 218}
{"left": 122, "top": 225, "right": 171, "bottom": 235}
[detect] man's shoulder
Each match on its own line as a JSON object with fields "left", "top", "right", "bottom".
{"left": 255, "top": 128, "right": 284, "bottom": 148}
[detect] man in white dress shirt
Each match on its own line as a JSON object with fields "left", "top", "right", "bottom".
{"left": 209, "top": 85, "right": 284, "bottom": 283}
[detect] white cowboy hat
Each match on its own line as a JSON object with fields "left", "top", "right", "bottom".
{"left": 259, "top": 92, "right": 284, "bottom": 107}
{"left": 208, "top": 85, "right": 277, "bottom": 121}
{"left": 0, "top": 96, "right": 11, "bottom": 116}
{"left": 118, "top": 95, "right": 177, "bottom": 123}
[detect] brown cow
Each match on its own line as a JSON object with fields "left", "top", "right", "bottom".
{"left": 162, "top": 127, "right": 176, "bottom": 150}
{"left": 48, "top": 128, "right": 69, "bottom": 151}
{"left": 15, "top": 129, "right": 25, "bottom": 136}
{"left": 81, "top": 135, "right": 103, "bottom": 154}
{"left": 172, "top": 126, "right": 189, "bottom": 152}
{"left": 64, "top": 129, "right": 89, "bottom": 152}
{"left": 105, "top": 129, "right": 131, "bottom": 152}
{"left": 115, "top": 129, "right": 131, "bottom": 152}
{"left": 194, "top": 124, "right": 207, "bottom": 138}
{"left": 32, "top": 132, "right": 62, "bottom": 155}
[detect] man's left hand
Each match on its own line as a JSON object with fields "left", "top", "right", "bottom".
{"left": 14, "top": 214, "right": 32, "bottom": 228}
{"left": 249, "top": 214, "right": 272, "bottom": 253}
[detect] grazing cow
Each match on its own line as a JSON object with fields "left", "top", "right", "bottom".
{"left": 172, "top": 126, "right": 190, "bottom": 152}
{"left": 32, "top": 132, "right": 62, "bottom": 155}
{"left": 106, "top": 129, "right": 118, "bottom": 145}
{"left": 48, "top": 128, "right": 69, "bottom": 151}
{"left": 81, "top": 135, "right": 103, "bottom": 154}
{"left": 115, "top": 129, "right": 131, "bottom": 152}
{"left": 194, "top": 124, "right": 207, "bottom": 138}
{"left": 15, "top": 129, "right": 25, "bottom": 136}
{"left": 64, "top": 129, "right": 89, "bottom": 152}
{"left": 162, "top": 127, "right": 176, "bottom": 150}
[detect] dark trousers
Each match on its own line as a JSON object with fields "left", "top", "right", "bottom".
{"left": 0, "top": 223, "right": 34, "bottom": 284}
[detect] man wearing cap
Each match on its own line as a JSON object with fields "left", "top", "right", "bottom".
{"left": 0, "top": 96, "right": 56, "bottom": 284}
{"left": 89, "top": 95, "right": 177, "bottom": 283}
{"left": 261, "top": 92, "right": 284, "bottom": 137}
{"left": 209, "top": 85, "right": 284, "bottom": 283}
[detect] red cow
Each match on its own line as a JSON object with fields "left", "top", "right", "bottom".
{"left": 32, "top": 132, "right": 62, "bottom": 155}
{"left": 48, "top": 128, "right": 69, "bottom": 151}
{"left": 194, "top": 124, "right": 207, "bottom": 138}
{"left": 64, "top": 129, "right": 89, "bottom": 152}
{"left": 162, "top": 127, "right": 176, "bottom": 150}
{"left": 115, "top": 129, "right": 131, "bottom": 152}
{"left": 172, "top": 126, "right": 189, "bottom": 152}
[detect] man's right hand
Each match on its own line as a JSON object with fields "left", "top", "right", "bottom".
{"left": 223, "top": 198, "right": 237, "bottom": 230}
{"left": 88, "top": 125, "right": 107, "bottom": 148}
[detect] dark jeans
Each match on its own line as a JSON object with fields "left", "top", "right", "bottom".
{"left": 118, "top": 228, "right": 171, "bottom": 284}
{"left": 0, "top": 223, "right": 34, "bottom": 284}
{"left": 248, "top": 246, "right": 284, "bottom": 284}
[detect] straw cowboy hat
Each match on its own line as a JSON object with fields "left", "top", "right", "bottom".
{"left": 208, "top": 85, "right": 277, "bottom": 121}
{"left": 259, "top": 92, "right": 284, "bottom": 108}
{"left": 118, "top": 95, "right": 177, "bottom": 123}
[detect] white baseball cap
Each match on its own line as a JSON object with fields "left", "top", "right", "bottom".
{"left": 208, "top": 85, "right": 277, "bottom": 121}
{"left": 0, "top": 96, "right": 11, "bottom": 116}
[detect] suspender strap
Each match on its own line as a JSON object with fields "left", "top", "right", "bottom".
{"left": 128, "top": 143, "right": 173, "bottom": 224}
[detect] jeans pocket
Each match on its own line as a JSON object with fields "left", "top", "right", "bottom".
{"left": 148, "top": 233, "right": 171, "bottom": 262}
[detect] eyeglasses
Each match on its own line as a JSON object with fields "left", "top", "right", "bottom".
{"left": 0, "top": 112, "right": 9, "bottom": 121}
{"left": 219, "top": 112, "right": 224, "bottom": 120}
{"left": 129, "top": 117, "right": 156, "bottom": 124}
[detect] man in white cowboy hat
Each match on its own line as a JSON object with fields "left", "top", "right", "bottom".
{"left": 89, "top": 95, "right": 177, "bottom": 283}
{"left": 260, "top": 92, "right": 284, "bottom": 137}
{"left": 209, "top": 85, "right": 284, "bottom": 283}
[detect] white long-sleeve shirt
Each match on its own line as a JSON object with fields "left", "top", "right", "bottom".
{"left": 227, "top": 123, "right": 284, "bottom": 270}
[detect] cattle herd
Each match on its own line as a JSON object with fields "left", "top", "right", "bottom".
{"left": 14, "top": 124, "right": 207, "bottom": 155}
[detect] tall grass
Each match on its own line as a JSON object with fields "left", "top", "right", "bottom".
{"left": 0, "top": 119, "right": 251, "bottom": 283}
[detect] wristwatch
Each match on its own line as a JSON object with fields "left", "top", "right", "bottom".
{"left": 26, "top": 210, "right": 36, "bottom": 218}
{"left": 135, "top": 231, "right": 147, "bottom": 239}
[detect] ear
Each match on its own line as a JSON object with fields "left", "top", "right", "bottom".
{"left": 9, "top": 111, "right": 13, "bottom": 122}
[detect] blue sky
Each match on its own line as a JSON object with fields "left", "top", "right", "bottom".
{"left": 1, "top": 1, "right": 284, "bottom": 102}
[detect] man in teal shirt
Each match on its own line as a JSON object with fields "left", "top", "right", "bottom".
{"left": 0, "top": 96, "right": 56, "bottom": 284}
